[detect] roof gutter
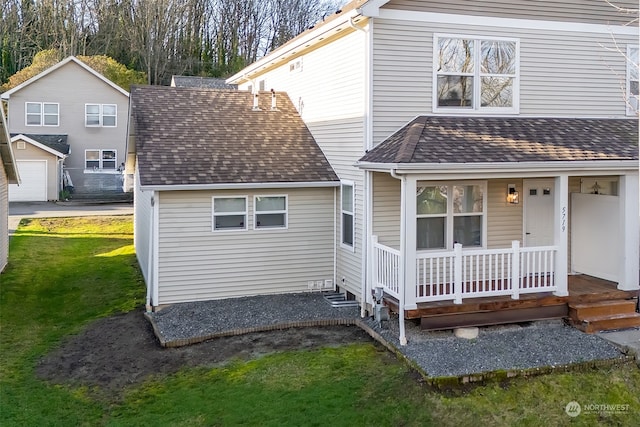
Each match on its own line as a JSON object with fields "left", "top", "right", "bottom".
{"left": 139, "top": 181, "right": 341, "bottom": 192}
{"left": 356, "top": 160, "right": 639, "bottom": 173}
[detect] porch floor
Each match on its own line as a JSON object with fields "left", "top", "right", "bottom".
{"left": 384, "top": 274, "right": 638, "bottom": 320}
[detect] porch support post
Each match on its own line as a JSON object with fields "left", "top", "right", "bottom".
{"left": 511, "top": 240, "right": 520, "bottom": 300}
{"left": 553, "top": 175, "right": 569, "bottom": 297}
{"left": 617, "top": 173, "right": 640, "bottom": 290}
{"left": 404, "top": 176, "right": 418, "bottom": 311}
{"left": 398, "top": 173, "right": 408, "bottom": 346}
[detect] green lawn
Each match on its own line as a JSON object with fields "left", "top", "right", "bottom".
{"left": 1, "top": 216, "right": 639, "bottom": 426}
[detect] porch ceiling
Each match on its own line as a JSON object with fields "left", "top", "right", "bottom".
{"left": 359, "top": 116, "right": 638, "bottom": 165}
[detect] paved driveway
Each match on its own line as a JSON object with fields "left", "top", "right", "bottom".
{"left": 8, "top": 201, "right": 134, "bottom": 235}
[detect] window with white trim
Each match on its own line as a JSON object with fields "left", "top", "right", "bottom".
{"left": 627, "top": 46, "right": 638, "bottom": 115}
{"left": 85, "top": 149, "right": 117, "bottom": 170}
{"left": 417, "top": 183, "right": 486, "bottom": 250}
{"left": 85, "top": 104, "right": 117, "bottom": 127}
{"left": 254, "top": 195, "right": 287, "bottom": 229}
{"left": 434, "top": 35, "right": 518, "bottom": 112}
{"left": 213, "top": 197, "right": 247, "bottom": 231}
{"left": 341, "top": 182, "right": 354, "bottom": 247}
{"left": 26, "top": 102, "right": 59, "bottom": 126}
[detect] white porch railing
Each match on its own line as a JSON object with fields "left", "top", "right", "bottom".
{"left": 373, "top": 238, "right": 558, "bottom": 305}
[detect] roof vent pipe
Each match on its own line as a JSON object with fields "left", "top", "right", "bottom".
{"left": 271, "top": 89, "right": 278, "bottom": 111}
{"left": 252, "top": 92, "right": 261, "bottom": 111}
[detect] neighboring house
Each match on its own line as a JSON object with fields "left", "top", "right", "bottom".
{"left": 127, "top": 87, "right": 339, "bottom": 308}
{"left": 226, "top": 0, "right": 640, "bottom": 341}
{"left": 170, "top": 76, "right": 238, "bottom": 90}
{"left": 1, "top": 56, "right": 129, "bottom": 201}
{"left": 8, "top": 134, "right": 69, "bottom": 201}
{"left": 0, "top": 104, "right": 19, "bottom": 271}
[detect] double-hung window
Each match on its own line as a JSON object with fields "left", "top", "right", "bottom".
{"left": 86, "top": 104, "right": 117, "bottom": 127}
{"left": 341, "top": 182, "right": 354, "bottom": 248}
{"left": 26, "top": 102, "right": 59, "bottom": 126}
{"left": 213, "top": 197, "right": 247, "bottom": 231}
{"left": 254, "top": 195, "right": 287, "bottom": 229}
{"left": 417, "top": 183, "right": 485, "bottom": 250}
{"left": 434, "top": 35, "right": 518, "bottom": 112}
{"left": 85, "top": 149, "right": 117, "bottom": 170}
{"left": 627, "top": 46, "right": 638, "bottom": 115}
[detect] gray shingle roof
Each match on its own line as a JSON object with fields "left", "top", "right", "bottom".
{"left": 130, "top": 86, "right": 338, "bottom": 187}
{"left": 12, "top": 134, "right": 70, "bottom": 155}
{"left": 359, "top": 116, "right": 638, "bottom": 164}
{"left": 171, "top": 76, "right": 237, "bottom": 89}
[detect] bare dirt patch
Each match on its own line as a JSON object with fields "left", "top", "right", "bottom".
{"left": 35, "top": 309, "right": 374, "bottom": 393}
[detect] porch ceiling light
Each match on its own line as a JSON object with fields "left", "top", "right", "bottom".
{"left": 507, "top": 184, "right": 519, "bottom": 204}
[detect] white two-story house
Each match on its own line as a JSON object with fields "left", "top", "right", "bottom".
{"left": 227, "top": 0, "right": 640, "bottom": 342}
{"left": 1, "top": 56, "right": 129, "bottom": 201}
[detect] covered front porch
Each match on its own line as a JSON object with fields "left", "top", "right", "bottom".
{"left": 364, "top": 171, "right": 639, "bottom": 344}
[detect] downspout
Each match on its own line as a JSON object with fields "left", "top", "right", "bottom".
{"left": 390, "top": 168, "right": 407, "bottom": 345}
{"left": 333, "top": 186, "right": 337, "bottom": 291}
{"left": 350, "top": 14, "right": 370, "bottom": 317}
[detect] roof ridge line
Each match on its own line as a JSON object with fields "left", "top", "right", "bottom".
{"left": 395, "top": 116, "right": 427, "bottom": 163}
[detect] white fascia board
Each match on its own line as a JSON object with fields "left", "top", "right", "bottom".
{"left": 140, "top": 181, "right": 341, "bottom": 192}
{"left": 358, "top": 0, "right": 390, "bottom": 17}
{"left": 227, "top": 9, "right": 361, "bottom": 84}
{"left": 11, "top": 134, "right": 66, "bottom": 158}
{"left": 0, "top": 107, "right": 19, "bottom": 183}
{"left": 377, "top": 9, "right": 638, "bottom": 36}
{"left": 1, "top": 56, "right": 129, "bottom": 99}
{"left": 356, "top": 160, "right": 639, "bottom": 176}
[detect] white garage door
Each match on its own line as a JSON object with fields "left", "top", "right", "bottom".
{"left": 9, "top": 161, "right": 47, "bottom": 201}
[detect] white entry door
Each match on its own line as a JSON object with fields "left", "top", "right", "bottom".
{"left": 524, "top": 179, "right": 555, "bottom": 247}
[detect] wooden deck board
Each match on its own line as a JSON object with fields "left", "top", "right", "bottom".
{"left": 384, "top": 274, "right": 638, "bottom": 320}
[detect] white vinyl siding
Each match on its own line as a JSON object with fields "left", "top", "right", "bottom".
{"left": 627, "top": 46, "right": 638, "bottom": 116}
{"left": 382, "top": 0, "right": 637, "bottom": 26}
{"left": 134, "top": 167, "right": 153, "bottom": 284}
{"left": 156, "top": 188, "right": 335, "bottom": 304}
{"left": 0, "top": 161, "right": 8, "bottom": 271}
{"left": 236, "top": 29, "right": 367, "bottom": 298}
{"left": 372, "top": 172, "right": 401, "bottom": 249}
{"left": 372, "top": 18, "right": 636, "bottom": 143}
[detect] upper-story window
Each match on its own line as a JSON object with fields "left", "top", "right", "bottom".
{"left": 434, "top": 35, "right": 519, "bottom": 113}
{"left": 627, "top": 46, "right": 638, "bottom": 116}
{"left": 26, "top": 102, "right": 59, "bottom": 126}
{"left": 86, "top": 104, "right": 117, "bottom": 127}
{"left": 85, "top": 149, "right": 117, "bottom": 170}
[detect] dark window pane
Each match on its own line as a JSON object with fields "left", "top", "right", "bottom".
{"left": 453, "top": 216, "right": 482, "bottom": 247}
{"left": 215, "top": 215, "right": 245, "bottom": 230}
{"left": 417, "top": 217, "right": 446, "bottom": 250}
{"left": 342, "top": 213, "right": 353, "bottom": 246}
{"left": 437, "top": 76, "right": 473, "bottom": 107}
{"left": 256, "top": 213, "right": 285, "bottom": 228}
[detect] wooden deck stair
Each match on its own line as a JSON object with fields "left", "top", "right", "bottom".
{"left": 568, "top": 300, "right": 640, "bottom": 333}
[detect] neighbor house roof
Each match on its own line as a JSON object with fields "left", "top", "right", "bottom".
{"left": 171, "top": 76, "right": 237, "bottom": 90}
{"left": 11, "top": 134, "right": 69, "bottom": 157}
{"left": 1, "top": 56, "right": 129, "bottom": 99}
{"left": 130, "top": 86, "right": 339, "bottom": 188}
{"left": 358, "top": 116, "right": 638, "bottom": 167}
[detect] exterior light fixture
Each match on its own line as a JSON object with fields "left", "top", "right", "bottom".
{"left": 507, "top": 184, "right": 519, "bottom": 204}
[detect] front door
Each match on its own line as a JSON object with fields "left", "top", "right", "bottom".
{"left": 524, "top": 179, "right": 554, "bottom": 247}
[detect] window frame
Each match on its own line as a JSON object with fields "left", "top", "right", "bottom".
{"left": 85, "top": 103, "right": 117, "bottom": 127}
{"left": 341, "top": 181, "right": 355, "bottom": 250}
{"left": 25, "top": 102, "right": 59, "bottom": 126}
{"left": 416, "top": 181, "right": 487, "bottom": 252}
{"left": 85, "top": 149, "right": 118, "bottom": 171}
{"left": 627, "top": 45, "right": 638, "bottom": 116}
{"left": 253, "top": 195, "right": 288, "bottom": 230}
{"left": 212, "top": 196, "right": 248, "bottom": 232}
{"left": 433, "top": 34, "right": 520, "bottom": 114}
